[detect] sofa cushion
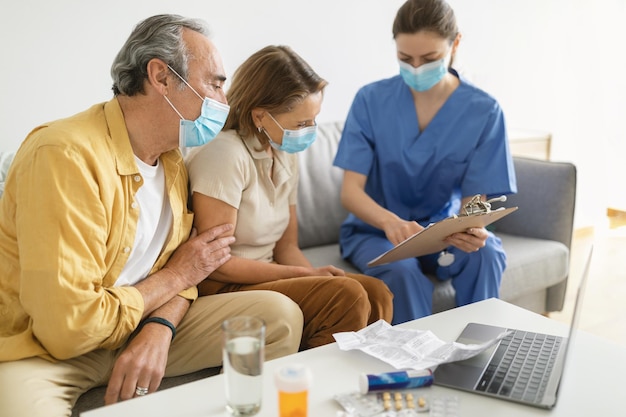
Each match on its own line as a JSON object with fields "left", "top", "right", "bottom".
{"left": 301, "top": 244, "right": 357, "bottom": 273}
{"left": 297, "top": 121, "right": 347, "bottom": 249}
{"left": 498, "top": 233, "right": 569, "bottom": 300}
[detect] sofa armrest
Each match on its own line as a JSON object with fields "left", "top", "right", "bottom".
{"left": 492, "top": 156, "right": 577, "bottom": 312}
{"left": 493, "top": 157, "right": 577, "bottom": 250}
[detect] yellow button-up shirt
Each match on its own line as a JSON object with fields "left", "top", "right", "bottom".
{"left": 0, "top": 98, "right": 195, "bottom": 362}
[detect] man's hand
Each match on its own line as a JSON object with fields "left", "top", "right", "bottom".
{"left": 104, "top": 323, "right": 171, "bottom": 404}
{"left": 134, "top": 224, "right": 234, "bottom": 320}
{"left": 163, "top": 224, "right": 235, "bottom": 289}
{"left": 445, "top": 227, "right": 488, "bottom": 253}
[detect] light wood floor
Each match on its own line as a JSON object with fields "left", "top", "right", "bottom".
{"left": 548, "top": 218, "right": 626, "bottom": 347}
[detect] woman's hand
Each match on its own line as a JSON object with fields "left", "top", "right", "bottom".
{"left": 445, "top": 227, "right": 488, "bottom": 253}
{"left": 384, "top": 219, "right": 424, "bottom": 246}
{"left": 308, "top": 265, "right": 346, "bottom": 276}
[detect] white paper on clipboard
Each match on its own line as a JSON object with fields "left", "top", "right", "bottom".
{"left": 367, "top": 206, "right": 518, "bottom": 267}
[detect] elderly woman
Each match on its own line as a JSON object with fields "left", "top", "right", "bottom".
{"left": 185, "top": 45, "right": 393, "bottom": 350}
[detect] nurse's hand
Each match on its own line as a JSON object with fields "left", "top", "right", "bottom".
{"left": 445, "top": 227, "right": 488, "bottom": 253}
{"left": 384, "top": 219, "right": 423, "bottom": 246}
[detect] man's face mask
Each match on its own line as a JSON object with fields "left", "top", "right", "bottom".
{"left": 398, "top": 53, "right": 451, "bottom": 92}
{"left": 263, "top": 112, "right": 317, "bottom": 154}
{"left": 164, "top": 65, "right": 230, "bottom": 149}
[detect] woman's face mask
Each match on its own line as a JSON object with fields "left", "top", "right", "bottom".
{"left": 264, "top": 113, "right": 317, "bottom": 154}
{"left": 165, "top": 65, "right": 230, "bottom": 149}
{"left": 398, "top": 52, "right": 451, "bottom": 92}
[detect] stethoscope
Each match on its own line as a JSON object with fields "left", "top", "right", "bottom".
{"left": 436, "top": 195, "right": 507, "bottom": 267}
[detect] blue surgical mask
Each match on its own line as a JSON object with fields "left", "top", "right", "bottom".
{"left": 165, "top": 65, "right": 230, "bottom": 149}
{"left": 264, "top": 113, "right": 317, "bottom": 154}
{"left": 398, "top": 55, "right": 450, "bottom": 92}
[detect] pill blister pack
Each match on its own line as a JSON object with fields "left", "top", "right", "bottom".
{"left": 429, "top": 395, "right": 460, "bottom": 417}
{"left": 334, "top": 390, "right": 459, "bottom": 417}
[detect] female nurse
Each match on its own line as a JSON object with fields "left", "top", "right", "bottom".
{"left": 333, "top": 0, "right": 517, "bottom": 324}
{"left": 186, "top": 45, "right": 393, "bottom": 349}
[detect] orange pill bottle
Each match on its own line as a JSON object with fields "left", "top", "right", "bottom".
{"left": 274, "top": 364, "right": 312, "bottom": 417}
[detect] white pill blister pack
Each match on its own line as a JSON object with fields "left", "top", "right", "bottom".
{"left": 334, "top": 390, "right": 459, "bottom": 417}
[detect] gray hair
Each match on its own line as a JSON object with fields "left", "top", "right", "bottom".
{"left": 111, "top": 14, "right": 210, "bottom": 96}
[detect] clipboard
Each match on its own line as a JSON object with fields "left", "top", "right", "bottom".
{"left": 367, "top": 206, "right": 518, "bottom": 267}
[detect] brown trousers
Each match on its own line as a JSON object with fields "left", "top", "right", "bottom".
{"left": 199, "top": 273, "right": 394, "bottom": 350}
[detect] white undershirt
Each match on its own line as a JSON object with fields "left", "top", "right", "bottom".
{"left": 115, "top": 157, "right": 172, "bottom": 287}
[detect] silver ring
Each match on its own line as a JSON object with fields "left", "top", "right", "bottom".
{"left": 135, "top": 386, "right": 149, "bottom": 396}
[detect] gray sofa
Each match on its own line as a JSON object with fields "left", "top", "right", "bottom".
{"left": 297, "top": 121, "right": 577, "bottom": 315}
{"left": 0, "top": 121, "right": 576, "bottom": 416}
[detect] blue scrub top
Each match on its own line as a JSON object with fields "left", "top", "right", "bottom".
{"left": 334, "top": 71, "right": 517, "bottom": 250}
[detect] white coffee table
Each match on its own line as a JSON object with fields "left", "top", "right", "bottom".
{"left": 82, "top": 298, "right": 623, "bottom": 416}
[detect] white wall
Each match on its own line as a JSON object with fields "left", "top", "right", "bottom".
{"left": 1, "top": 0, "right": 624, "bottom": 228}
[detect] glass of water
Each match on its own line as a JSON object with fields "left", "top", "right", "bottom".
{"left": 222, "top": 316, "right": 265, "bottom": 416}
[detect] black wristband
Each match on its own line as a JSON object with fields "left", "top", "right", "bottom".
{"left": 139, "top": 317, "right": 176, "bottom": 341}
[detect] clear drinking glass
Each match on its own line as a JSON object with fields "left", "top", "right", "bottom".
{"left": 222, "top": 316, "right": 265, "bottom": 416}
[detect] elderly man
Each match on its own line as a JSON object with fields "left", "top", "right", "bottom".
{"left": 0, "top": 14, "right": 303, "bottom": 417}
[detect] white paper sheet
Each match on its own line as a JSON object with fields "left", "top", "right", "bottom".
{"left": 333, "top": 319, "right": 509, "bottom": 370}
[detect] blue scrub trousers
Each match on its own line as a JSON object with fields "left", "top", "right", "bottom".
{"left": 347, "top": 233, "right": 506, "bottom": 325}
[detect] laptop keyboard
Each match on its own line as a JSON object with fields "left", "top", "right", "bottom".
{"left": 476, "top": 329, "right": 562, "bottom": 403}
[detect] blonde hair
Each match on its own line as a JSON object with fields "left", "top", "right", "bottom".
{"left": 224, "top": 45, "right": 327, "bottom": 146}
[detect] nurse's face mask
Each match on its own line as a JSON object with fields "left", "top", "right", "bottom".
{"left": 398, "top": 51, "right": 451, "bottom": 92}
{"left": 263, "top": 112, "right": 317, "bottom": 154}
{"left": 164, "top": 65, "right": 230, "bottom": 149}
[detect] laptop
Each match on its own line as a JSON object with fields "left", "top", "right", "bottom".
{"left": 433, "top": 247, "right": 592, "bottom": 409}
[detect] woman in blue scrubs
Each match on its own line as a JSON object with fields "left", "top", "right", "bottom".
{"left": 333, "top": 0, "right": 517, "bottom": 324}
